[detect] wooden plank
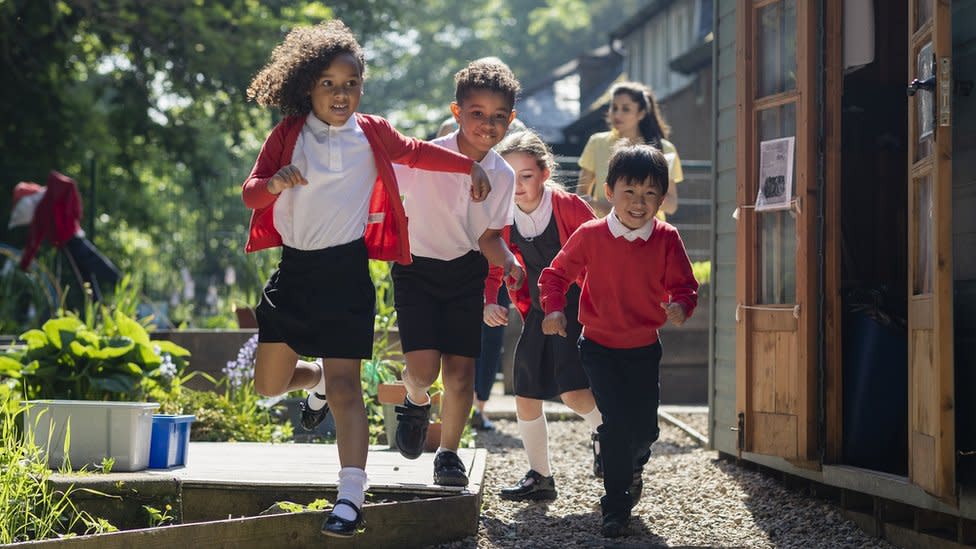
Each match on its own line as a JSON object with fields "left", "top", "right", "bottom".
{"left": 751, "top": 412, "right": 797, "bottom": 458}
{"left": 8, "top": 495, "right": 479, "bottom": 549}
{"left": 823, "top": 0, "right": 844, "bottom": 464}
{"left": 748, "top": 308, "right": 798, "bottom": 332}
{"left": 794, "top": 0, "right": 819, "bottom": 465}
{"left": 912, "top": 432, "right": 938, "bottom": 501}
{"left": 910, "top": 295, "right": 935, "bottom": 329}
{"left": 774, "top": 332, "right": 798, "bottom": 415}
{"left": 751, "top": 332, "right": 776, "bottom": 413}
{"left": 735, "top": 0, "right": 753, "bottom": 459}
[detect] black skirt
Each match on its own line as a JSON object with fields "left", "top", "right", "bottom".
{"left": 513, "top": 304, "right": 589, "bottom": 399}
{"left": 255, "top": 239, "right": 375, "bottom": 359}
{"left": 391, "top": 251, "right": 489, "bottom": 357}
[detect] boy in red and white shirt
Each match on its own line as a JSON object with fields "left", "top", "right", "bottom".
{"left": 539, "top": 144, "right": 698, "bottom": 538}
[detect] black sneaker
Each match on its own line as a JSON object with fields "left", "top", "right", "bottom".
{"left": 433, "top": 450, "right": 468, "bottom": 487}
{"left": 299, "top": 394, "right": 329, "bottom": 431}
{"left": 470, "top": 410, "right": 495, "bottom": 431}
{"left": 320, "top": 498, "right": 363, "bottom": 538}
{"left": 591, "top": 432, "right": 603, "bottom": 478}
{"left": 629, "top": 468, "right": 644, "bottom": 506}
{"left": 601, "top": 512, "right": 630, "bottom": 538}
{"left": 394, "top": 398, "right": 431, "bottom": 460}
{"left": 499, "top": 469, "right": 557, "bottom": 501}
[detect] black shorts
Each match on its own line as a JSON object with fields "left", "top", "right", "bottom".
{"left": 255, "top": 239, "right": 375, "bottom": 359}
{"left": 513, "top": 305, "right": 589, "bottom": 399}
{"left": 392, "top": 251, "right": 489, "bottom": 357}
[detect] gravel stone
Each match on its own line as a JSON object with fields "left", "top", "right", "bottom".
{"left": 435, "top": 416, "right": 896, "bottom": 548}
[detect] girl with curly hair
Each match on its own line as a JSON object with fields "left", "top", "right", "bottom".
{"left": 241, "top": 19, "right": 492, "bottom": 538}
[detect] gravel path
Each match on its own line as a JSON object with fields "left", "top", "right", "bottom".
{"left": 437, "top": 416, "right": 895, "bottom": 548}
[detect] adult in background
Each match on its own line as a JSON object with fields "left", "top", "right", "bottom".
{"left": 576, "top": 82, "right": 683, "bottom": 218}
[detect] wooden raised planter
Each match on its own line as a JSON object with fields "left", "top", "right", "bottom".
{"left": 377, "top": 381, "right": 442, "bottom": 453}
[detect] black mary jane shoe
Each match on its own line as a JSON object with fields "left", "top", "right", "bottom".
{"left": 499, "top": 469, "right": 557, "bottom": 501}
{"left": 298, "top": 393, "right": 330, "bottom": 431}
{"left": 394, "top": 398, "right": 431, "bottom": 460}
{"left": 321, "top": 499, "right": 363, "bottom": 538}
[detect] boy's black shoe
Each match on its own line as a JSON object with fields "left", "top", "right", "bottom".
{"left": 321, "top": 499, "right": 363, "bottom": 538}
{"left": 298, "top": 394, "right": 329, "bottom": 431}
{"left": 601, "top": 512, "right": 630, "bottom": 538}
{"left": 499, "top": 469, "right": 557, "bottom": 501}
{"left": 394, "top": 398, "right": 431, "bottom": 460}
{"left": 629, "top": 468, "right": 644, "bottom": 506}
{"left": 470, "top": 409, "right": 495, "bottom": 431}
{"left": 591, "top": 432, "right": 603, "bottom": 478}
{"left": 433, "top": 450, "right": 469, "bottom": 486}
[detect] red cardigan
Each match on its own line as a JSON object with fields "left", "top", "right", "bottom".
{"left": 539, "top": 217, "right": 698, "bottom": 349}
{"left": 242, "top": 113, "right": 474, "bottom": 264}
{"left": 483, "top": 188, "right": 595, "bottom": 319}
{"left": 20, "top": 171, "right": 82, "bottom": 270}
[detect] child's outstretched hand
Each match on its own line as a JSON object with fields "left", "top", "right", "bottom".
{"left": 541, "top": 311, "right": 567, "bottom": 337}
{"left": 484, "top": 303, "right": 509, "bottom": 327}
{"left": 267, "top": 164, "right": 308, "bottom": 195}
{"left": 504, "top": 258, "right": 525, "bottom": 291}
{"left": 469, "top": 163, "right": 492, "bottom": 202}
{"left": 661, "top": 301, "right": 687, "bottom": 326}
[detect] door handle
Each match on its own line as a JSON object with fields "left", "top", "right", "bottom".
{"left": 907, "top": 75, "right": 936, "bottom": 96}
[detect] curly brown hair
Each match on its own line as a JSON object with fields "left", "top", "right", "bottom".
{"left": 454, "top": 58, "right": 521, "bottom": 107}
{"left": 247, "top": 20, "right": 366, "bottom": 116}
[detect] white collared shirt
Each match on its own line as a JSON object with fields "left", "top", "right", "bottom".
{"left": 514, "top": 186, "right": 553, "bottom": 239}
{"left": 394, "top": 131, "right": 515, "bottom": 261}
{"left": 607, "top": 207, "right": 655, "bottom": 242}
{"left": 273, "top": 112, "right": 377, "bottom": 250}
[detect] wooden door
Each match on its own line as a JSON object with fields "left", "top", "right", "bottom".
{"left": 734, "top": 0, "right": 818, "bottom": 465}
{"left": 906, "top": 0, "right": 955, "bottom": 501}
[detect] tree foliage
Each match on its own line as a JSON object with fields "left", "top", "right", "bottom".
{"left": 1, "top": 0, "right": 648, "bottom": 325}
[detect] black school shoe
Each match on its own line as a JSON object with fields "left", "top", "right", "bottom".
{"left": 601, "top": 511, "right": 630, "bottom": 538}
{"left": 394, "top": 398, "right": 431, "bottom": 460}
{"left": 629, "top": 468, "right": 644, "bottom": 506}
{"left": 591, "top": 432, "right": 603, "bottom": 478}
{"left": 470, "top": 409, "right": 495, "bottom": 431}
{"left": 499, "top": 469, "right": 557, "bottom": 501}
{"left": 321, "top": 499, "right": 363, "bottom": 538}
{"left": 433, "top": 450, "right": 469, "bottom": 486}
{"left": 298, "top": 394, "right": 329, "bottom": 431}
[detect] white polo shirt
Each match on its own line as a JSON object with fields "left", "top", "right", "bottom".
{"left": 394, "top": 132, "right": 515, "bottom": 261}
{"left": 273, "top": 112, "right": 377, "bottom": 251}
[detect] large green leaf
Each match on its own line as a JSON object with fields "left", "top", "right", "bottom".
{"left": 134, "top": 343, "right": 163, "bottom": 367}
{"left": 0, "top": 356, "right": 23, "bottom": 378}
{"left": 114, "top": 311, "right": 151, "bottom": 346}
{"left": 41, "top": 317, "right": 84, "bottom": 350}
{"left": 68, "top": 340, "right": 97, "bottom": 360}
{"left": 19, "top": 329, "right": 50, "bottom": 351}
{"left": 90, "top": 373, "right": 136, "bottom": 394}
{"left": 93, "top": 337, "right": 135, "bottom": 360}
{"left": 153, "top": 340, "right": 191, "bottom": 358}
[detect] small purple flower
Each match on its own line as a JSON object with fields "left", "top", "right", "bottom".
{"left": 223, "top": 334, "right": 258, "bottom": 388}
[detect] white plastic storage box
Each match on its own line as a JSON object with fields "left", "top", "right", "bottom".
{"left": 24, "top": 400, "right": 160, "bottom": 471}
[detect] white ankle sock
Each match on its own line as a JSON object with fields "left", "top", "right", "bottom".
{"left": 306, "top": 360, "right": 327, "bottom": 411}
{"left": 406, "top": 392, "right": 430, "bottom": 407}
{"left": 517, "top": 414, "right": 551, "bottom": 477}
{"left": 578, "top": 406, "right": 603, "bottom": 432}
{"left": 334, "top": 467, "right": 368, "bottom": 521}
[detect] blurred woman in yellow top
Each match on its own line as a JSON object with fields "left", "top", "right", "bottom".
{"left": 577, "top": 82, "right": 683, "bottom": 219}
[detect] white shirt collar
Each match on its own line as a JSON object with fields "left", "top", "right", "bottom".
{"left": 607, "top": 208, "right": 654, "bottom": 241}
{"left": 305, "top": 112, "right": 358, "bottom": 137}
{"left": 514, "top": 186, "right": 553, "bottom": 239}
{"left": 445, "top": 130, "right": 497, "bottom": 170}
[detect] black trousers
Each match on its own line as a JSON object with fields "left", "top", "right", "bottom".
{"left": 579, "top": 337, "right": 662, "bottom": 515}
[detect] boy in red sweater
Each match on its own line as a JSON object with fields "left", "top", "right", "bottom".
{"left": 539, "top": 144, "right": 698, "bottom": 538}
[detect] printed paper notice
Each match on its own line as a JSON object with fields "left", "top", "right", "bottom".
{"left": 755, "top": 137, "right": 795, "bottom": 212}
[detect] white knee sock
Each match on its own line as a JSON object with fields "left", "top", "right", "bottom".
{"left": 517, "top": 414, "right": 551, "bottom": 477}
{"left": 334, "top": 467, "right": 368, "bottom": 521}
{"left": 306, "top": 359, "right": 327, "bottom": 411}
{"left": 578, "top": 406, "right": 603, "bottom": 432}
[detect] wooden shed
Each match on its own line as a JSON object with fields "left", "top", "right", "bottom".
{"left": 708, "top": 0, "right": 976, "bottom": 542}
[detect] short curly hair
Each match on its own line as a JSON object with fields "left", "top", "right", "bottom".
{"left": 247, "top": 20, "right": 366, "bottom": 116}
{"left": 454, "top": 59, "right": 521, "bottom": 107}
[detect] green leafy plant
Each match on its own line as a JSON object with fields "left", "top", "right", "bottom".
{"left": 159, "top": 385, "right": 292, "bottom": 443}
{"left": 143, "top": 504, "right": 173, "bottom": 528}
